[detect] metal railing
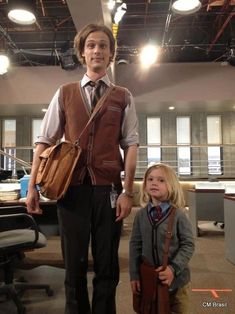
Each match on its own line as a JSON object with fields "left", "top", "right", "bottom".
{"left": 1, "top": 144, "right": 235, "bottom": 180}
{"left": 0, "top": 148, "right": 31, "bottom": 177}
{"left": 136, "top": 144, "right": 235, "bottom": 179}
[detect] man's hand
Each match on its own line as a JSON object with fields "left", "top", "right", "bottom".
{"left": 26, "top": 186, "right": 43, "bottom": 215}
{"left": 115, "top": 193, "right": 133, "bottom": 221}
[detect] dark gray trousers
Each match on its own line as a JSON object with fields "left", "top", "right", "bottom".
{"left": 57, "top": 183, "right": 122, "bottom": 314}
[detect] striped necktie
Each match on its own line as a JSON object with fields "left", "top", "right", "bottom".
{"left": 90, "top": 81, "right": 102, "bottom": 111}
{"left": 153, "top": 205, "right": 163, "bottom": 222}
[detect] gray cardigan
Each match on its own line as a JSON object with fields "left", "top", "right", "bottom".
{"left": 129, "top": 205, "right": 195, "bottom": 291}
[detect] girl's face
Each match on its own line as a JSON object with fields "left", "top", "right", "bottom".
{"left": 145, "top": 168, "right": 169, "bottom": 204}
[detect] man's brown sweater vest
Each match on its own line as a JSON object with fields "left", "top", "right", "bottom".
{"left": 60, "top": 81, "right": 128, "bottom": 185}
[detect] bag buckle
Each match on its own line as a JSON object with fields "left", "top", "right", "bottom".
{"left": 74, "top": 140, "right": 80, "bottom": 146}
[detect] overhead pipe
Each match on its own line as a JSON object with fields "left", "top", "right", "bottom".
{"left": 0, "top": 24, "right": 34, "bottom": 66}
{"left": 39, "top": 0, "right": 46, "bottom": 16}
{"left": 161, "top": 0, "right": 173, "bottom": 47}
{"left": 213, "top": 0, "right": 231, "bottom": 26}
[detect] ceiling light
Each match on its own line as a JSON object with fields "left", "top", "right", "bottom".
{"left": 140, "top": 44, "right": 160, "bottom": 68}
{"left": 169, "top": 106, "right": 175, "bottom": 110}
{"left": 117, "top": 59, "right": 129, "bottom": 65}
{"left": 172, "top": 0, "right": 201, "bottom": 15}
{"left": 7, "top": 0, "right": 36, "bottom": 25}
{"left": 0, "top": 54, "right": 10, "bottom": 75}
{"left": 114, "top": 3, "right": 127, "bottom": 24}
{"left": 108, "top": 0, "right": 116, "bottom": 10}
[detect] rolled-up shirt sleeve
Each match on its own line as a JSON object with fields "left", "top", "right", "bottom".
{"left": 35, "top": 88, "right": 65, "bottom": 145}
{"left": 120, "top": 90, "right": 139, "bottom": 149}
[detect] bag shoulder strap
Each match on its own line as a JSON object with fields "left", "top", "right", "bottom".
{"left": 162, "top": 207, "right": 176, "bottom": 269}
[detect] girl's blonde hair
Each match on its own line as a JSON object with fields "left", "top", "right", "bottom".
{"left": 140, "top": 163, "right": 185, "bottom": 209}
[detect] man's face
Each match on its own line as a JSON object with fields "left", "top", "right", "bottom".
{"left": 82, "top": 31, "right": 112, "bottom": 73}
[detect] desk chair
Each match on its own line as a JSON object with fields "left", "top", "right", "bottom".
{"left": 213, "top": 221, "right": 225, "bottom": 229}
{"left": 0, "top": 206, "right": 53, "bottom": 314}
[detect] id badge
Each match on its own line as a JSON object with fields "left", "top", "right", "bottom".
{"left": 110, "top": 185, "right": 118, "bottom": 209}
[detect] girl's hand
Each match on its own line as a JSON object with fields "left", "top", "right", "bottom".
{"left": 131, "top": 280, "right": 141, "bottom": 294}
{"left": 156, "top": 265, "right": 174, "bottom": 286}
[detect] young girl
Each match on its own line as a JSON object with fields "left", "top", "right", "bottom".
{"left": 129, "top": 163, "right": 195, "bottom": 314}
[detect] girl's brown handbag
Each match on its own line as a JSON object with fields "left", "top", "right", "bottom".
{"left": 133, "top": 259, "right": 170, "bottom": 314}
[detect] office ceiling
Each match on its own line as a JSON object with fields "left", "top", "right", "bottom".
{"left": 117, "top": 0, "right": 235, "bottom": 64}
{"left": 0, "top": 0, "right": 77, "bottom": 67}
{"left": 0, "top": 0, "right": 235, "bottom": 68}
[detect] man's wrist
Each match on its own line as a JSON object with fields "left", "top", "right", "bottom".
{"left": 122, "top": 189, "right": 134, "bottom": 198}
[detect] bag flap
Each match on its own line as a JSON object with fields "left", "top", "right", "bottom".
{"left": 39, "top": 141, "right": 74, "bottom": 159}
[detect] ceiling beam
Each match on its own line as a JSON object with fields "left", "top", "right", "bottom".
{"left": 66, "top": 0, "right": 112, "bottom": 32}
{"left": 208, "top": 12, "right": 235, "bottom": 52}
{"left": 207, "top": 0, "right": 235, "bottom": 8}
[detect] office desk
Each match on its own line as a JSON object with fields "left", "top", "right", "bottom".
{"left": 0, "top": 199, "right": 56, "bottom": 206}
{"left": 224, "top": 196, "right": 235, "bottom": 265}
{"left": 188, "top": 189, "right": 225, "bottom": 237}
{"left": 0, "top": 199, "right": 59, "bottom": 236}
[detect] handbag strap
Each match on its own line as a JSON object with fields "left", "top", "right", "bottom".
{"left": 162, "top": 206, "right": 176, "bottom": 269}
{"left": 74, "top": 85, "right": 114, "bottom": 145}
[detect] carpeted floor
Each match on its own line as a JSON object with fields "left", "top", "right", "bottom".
{"left": 0, "top": 214, "right": 235, "bottom": 314}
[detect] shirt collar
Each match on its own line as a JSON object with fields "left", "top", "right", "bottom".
{"left": 81, "top": 73, "right": 111, "bottom": 88}
{"left": 147, "top": 201, "right": 171, "bottom": 214}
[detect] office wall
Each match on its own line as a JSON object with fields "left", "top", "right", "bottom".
{"left": 0, "top": 62, "right": 234, "bottom": 108}
{"left": 0, "top": 66, "right": 84, "bottom": 115}
{"left": 115, "top": 62, "right": 235, "bottom": 109}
